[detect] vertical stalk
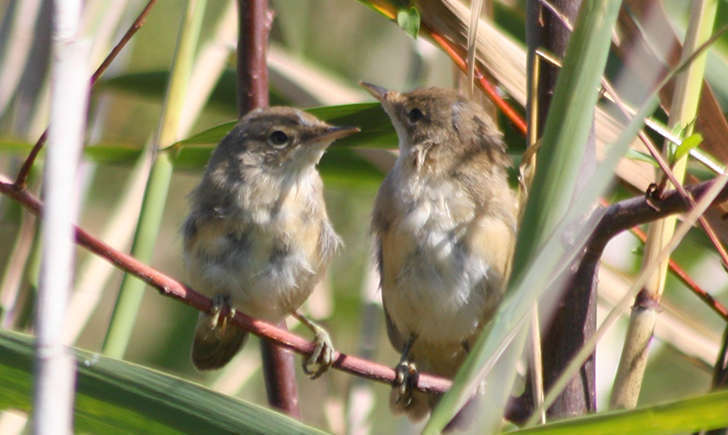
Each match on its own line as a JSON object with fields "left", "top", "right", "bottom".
{"left": 610, "top": 0, "right": 718, "bottom": 410}
{"left": 102, "top": 0, "right": 206, "bottom": 358}
{"left": 237, "top": 0, "right": 270, "bottom": 114}
{"left": 236, "top": 0, "right": 301, "bottom": 417}
{"left": 68, "top": 0, "right": 234, "bottom": 346}
{"left": 33, "top": 0, "right": 88, "bottom": 432}
{"left": 526, "top": 0, "right": 597, "bottom": 419}
{"left": 0, "top": 0, "right": 43, "bottom": 116}
{"left": 0, "top": 205, "right": 36, "bottom": 326}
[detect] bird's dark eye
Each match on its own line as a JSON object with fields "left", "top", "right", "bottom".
{"left": 268, "top": 130, "right": 289, "bottom": 147}
{"left": 407, "top": 108, "right": 424, "bottom": 123}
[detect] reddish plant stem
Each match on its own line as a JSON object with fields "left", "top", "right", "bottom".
{"left": 14, "top": 0, "right": 159, "bottom": 189}
{"left": 595, "top": 190, "right": 728, "bottom": 323}
{"left": 15, "top": 130, "right": 47, "bottom": 189}
{"left": 3, "top": 175, "right": 728, "bottom": 419}
{"left": 427, "top": 28, "right": 528, "bottom": 135}
{"left": 236, "top": 0, "right": 300, "bottom": 417}
{"left": 369, "top": 5, "right": 527, "bottom": 134}
{"left": 89, "top": 0, "right": 158, "bottom": 86}
{"left": 236, "top": 0, "right": 272, "bottom": 114}
{"left": 634, "top": 131, "right": 728, "bottom": 271}
{"left": 0, "top": 175, "right": 453, "bottom": 395}
{"left": 629, "top": 222, "right": 728, "bottom": 321}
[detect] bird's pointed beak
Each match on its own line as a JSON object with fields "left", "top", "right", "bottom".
{"left": 360, "top": 81, "right": 390, "bottom": 102}
{"left": 317, "top": 125, "right": 360, "bottom": 143}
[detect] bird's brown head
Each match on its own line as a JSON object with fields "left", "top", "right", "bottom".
{"left": 360, "top": 82, "right": 507, "bottom": 176}
{"left": 210, "top": 106, "right": 359, "bottom": 174}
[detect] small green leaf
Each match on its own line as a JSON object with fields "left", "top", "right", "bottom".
{"left": 674, "top": 132, "right": 703, "bottom": 162}
{"left": 177, "top": 122, "right": 236, "bottom": 145}
{"left": 0, "top": 137, "right": 384, "bottom": 189}
{"left": 169, "top": 144, "right": 384, "bottom": 188}
{"left": 625, "top": 149, "right": 658, "bottom": 167}
{"left": 396, "top": 6, "right": 420, "bottom": 39}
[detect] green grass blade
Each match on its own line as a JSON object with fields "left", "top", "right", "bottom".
{"left": 0, "top": 330, "right": 324, "bottom": 434}
{"left": 102, "top": 0, "right": 206, "bottom": 359}
{"left": 509, "top": 390, "right": 728, "bottom": 435}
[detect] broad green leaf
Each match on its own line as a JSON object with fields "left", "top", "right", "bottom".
{"left": 307, "top": 103, "right": 395, "bottom": 148}
{"left": 396, "top": 6, "right": 420, "bottom": 39}
{"left": 0, "top": 139, "right": 142, "bottom": 164}
{"left": 177, "top": 103, "right": 397, "bottom": 149}
{"left": 170, "top": 145, "right": 383, "bottom": 188}
{"left": 674, "top": 132, "right": 703, "bottom": 162}
{"left": 509, "top": 390, "right": 728, "bottom": 434}
{"left": 177, "top": 122, "right": 235, "bottom": 145}
{"left": 0, "top": 330, "right": 324, "bottom": 434}
{"left": 0, "top": 139, "right": 384, "bottom": 188}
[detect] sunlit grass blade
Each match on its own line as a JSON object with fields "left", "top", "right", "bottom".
{"left": 102, "top": 0, "right": 206, "bottom": 359}
{"left": 508, "top": 389, "right": 728, "bottom": 434}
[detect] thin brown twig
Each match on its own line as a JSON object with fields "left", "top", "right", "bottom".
{"left": 584, "top": 179, "right": 728, "bottom": 270}
{"left": 635, "top": 132, "right": 728, "bottom": 269}
{"left": 368, "top": 4, "right": 527, "bottom": 135}
{"left": 607, "top": 85, "right": 728, "bottom": 274}
{"left": 14, "top": 0, "right": 159, "bottom": 189}
{"left": 538, "top": 38, "right": 728, "bottom": 320}
{"left": 236, "top": 0, "right": 272, "bottom": 114}
{"left": 2, "top": 174, "right": 727, "bottom": 417}
{"left": 90, "top": 0, "right": 158, "bottom": 85}
{"left": 0, "top": 174, "right": 452, "bottom": 394}
{"left": 627, "top": 223, "right": 728, "bottom": 322}
{"left": 427, "top": 28, "right": 528, "bottom": 135}
{"left": 600, "top": 200, "right": 725, "bottom": 326}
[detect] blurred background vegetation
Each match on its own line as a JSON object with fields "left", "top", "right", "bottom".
{"left": 0, "top": 0, "right": 727, "bottom": 433}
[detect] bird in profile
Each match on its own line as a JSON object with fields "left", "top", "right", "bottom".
{"left": 183, "top": 106, "right": 358, "bottom": 377}
{"left": 362, "top": 82, "right": 517, "bottom": 424}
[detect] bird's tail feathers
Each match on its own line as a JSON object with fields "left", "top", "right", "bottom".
{"left": 191, "top": 312, "right": 248, "bottom": 370}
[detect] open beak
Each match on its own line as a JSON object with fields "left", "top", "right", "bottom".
{"left": 360, "top": 81, "right": 390, "bottom": 101}
{"left": 317, "top": 125, "right": 360, "bottom": 143}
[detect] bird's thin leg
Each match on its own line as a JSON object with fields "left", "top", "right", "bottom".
{"left": 461, "top": 339, "right": 471, "bottom": 354}
{"left": 293, "top": 311, "right": 335, "bottom": 379}
{"left": 209, "top": 294, "right": 236, "bottom": 338}
{"left": 394, "top": 335, "right": 418, "bottom": 406}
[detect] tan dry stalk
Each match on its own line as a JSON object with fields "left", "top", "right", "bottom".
{"left": 610, "top": 0, "right": 718, "bottom": 410}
